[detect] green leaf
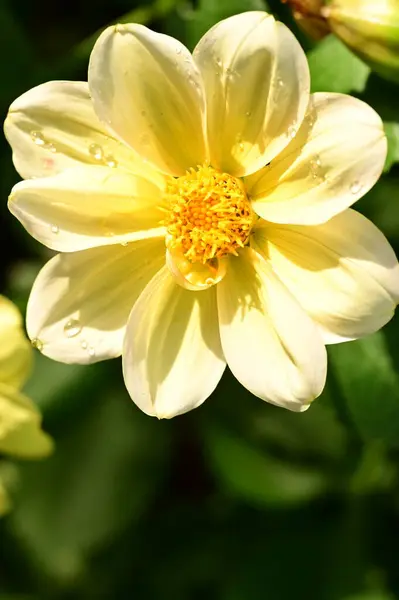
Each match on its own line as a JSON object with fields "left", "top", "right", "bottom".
{"left": 6, "top": 390, "right": 171, "bottom": 583}
{"left": 344, "top": 594, "right": 396, "bottom": 600}
{"left": 328, "top": 331, "right": 399, "bottom": 446}
{"left": 0, "top": 475, "right": 11, "bottom": 518}
{"left": 203, "top": 423, "right": 328, "bottom": 507}
{"left": 308, "top": 35, "right": 370, "bottom": 93}
{"left": 383, "top": 122, "right": 399, "bottom": 173}
{"left": 360, "top": 75, "right": 399, "bottom": 173}
{"left": 359, "top": 173, "right": 399, "bottom": 243}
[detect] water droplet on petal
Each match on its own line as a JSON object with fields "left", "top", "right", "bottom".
{"left": 176, "top": 47, "right": 182, "bottom": 55}
{"left": 309, "top": 155, "right": 323, "bottom": 180}
{"left": 80, "top": 340, "right": 88, "bottom": 350}
{"left": 216, "top": 58, "right": 222, "bottom": 67}
{"left": 287, "top": 125, "right": 297, "bottom": 140}
{"left": 120, "top": 241, "right": 128, "bottom": 247}
{"left": 89, "top": 143, "right": 104, "bottom": 161}
{"left": 51, "top": 225, "right": 59, "bottom": 234}
{"left": 350, "top": 180, "right": 362, "bottom": 194}
{"left": 44, "top": 142, "right": 57, "bottom": 153}
{"left": 105, "top": 154, "right": 118, "bottom": 168}
{"left": 245, "top": 111, "right": 251, "bottom": 117}
{"left": 31, "top": 131, "right": 45, "bottom": 146}
{"left": 277, "top": 78, "right": 284, "bottom": 88}
{"left": 63, "top": 318, "right": 82, "bottom": 338}
{"left": 31, "top": 338, "right": 43, "bottom": 351}
{"left": 88, "top": 346, "right": 96, "bottom": 357}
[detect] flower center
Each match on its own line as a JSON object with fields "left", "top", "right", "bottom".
{"left": 165, "top": 165, "right": 254, "bottom": 264}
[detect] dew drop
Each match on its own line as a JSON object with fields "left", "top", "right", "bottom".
{"left": 63, "top": 318, "right": 82, "bottom": 338}
{"left": 287, "top": 125, "right": 297, "bottom": 140}
{"left": 80, "top": 340, "right": 88, "bottom": 350}
{"left": 120, "top": 241, "right": 128, "bottom": 247}
{"left": 277, "top": 78, "right": 284, "bottom": 88}
{"left": 309, "top": 155, "right": 322, "bottom": 180}
{"left": 88, "top": 346, "right": 96, "bottom": 357}
{"left": 306, "top": 109, "right": 317, "bottom": 128}
{"left": 31, "top": 131, "right": 45, "bottom": 146}
{"left": 176, "top": 47, "right": 182, "bottom": 55}
{"left": 45, "top": 143, "right": 57, "bottom": 153}
{"left": 31, "top": 338, "right": 43, "bottom": 351}
{"left": 89, "top": 143, "right": 104, "bottom": 161}
{"left": 245, "top": 111, "right": 251, "bottom": 117}
{"left": 216, "top": 58, "right": 222, "bottom": 67}
{"left": 350, "top": 180, "right": 362, "bottom": 194}
{"left": 105, "top": 155, "right": 118, "bottom": 168}
{"left": 51, "top": 225, "right": 59, "bottom": 234}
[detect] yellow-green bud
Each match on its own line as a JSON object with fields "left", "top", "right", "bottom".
{"left": 325, "top": 0, "right": 399, "bottom": 83}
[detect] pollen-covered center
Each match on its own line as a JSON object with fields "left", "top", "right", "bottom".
{"left": 166, "top": 165, "right": 254, "bottom": 264}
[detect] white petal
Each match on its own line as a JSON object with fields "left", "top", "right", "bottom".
{"left": 217, "top": 248, "right": 327, "bottom": 411}
{"left": 4, "top": 80, "right": 164, "bottom": 185}
{"left": 88, "top": 24, "right": 207, "bottom": 176}
{"left": 26, "top": 238, "right": 166, "bottom": 364}
{"left": 252, "top": 210, "right": 399, "bottom": 344}
{"left": 193, "top": 11, "right": 310, "bottom": 177}
{"left": 0, "top": 296, "right": 32, "bottom": 389}
{"left": 247, "top": 93, "right": 387, "bottom": 225}
{"left": 9, "top": 165, "right": 166, "bottom": 252}
{"left": 123, "top": 267, "right": 225, "bottom": 418}
{"left": 0, "top": 383, "right": 53, "bottom": 459}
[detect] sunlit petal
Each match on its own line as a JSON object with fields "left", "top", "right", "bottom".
{"left": 89, "top": 24, "right": 207, "bottom": 175}
{"left": 217, "top": 248, "right": 327, "bottom": 410}
{"left": 247, "top": 93, "right": 387, "bottom": 225}
{"left": 193, "top": 11, "right": 310, "bottom": 176}
{"left": 123, "top": 267, "right": 225, "bottom": 418}
{"left": 252, "top": 210, "right": 399, "bottom": 343}
{"left": 26, "top": 238, "right": 166, "bottom": 364}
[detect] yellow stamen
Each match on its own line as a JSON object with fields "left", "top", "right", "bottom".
{"left": 165, "top": 165, "right": 254, "bottom": 264}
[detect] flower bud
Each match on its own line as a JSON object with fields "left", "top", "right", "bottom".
{"left": 325, "top": 0, "right": 399, "bottom": 83}
{"left": 283, "top": 0, "right": 331, "bottom": 40}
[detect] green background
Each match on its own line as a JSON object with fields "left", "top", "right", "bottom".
{"left": 1, "top": 0, "right": 399, "bottom": 598}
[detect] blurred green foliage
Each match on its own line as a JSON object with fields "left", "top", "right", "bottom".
{"left": 1, "top": 0, "right": 399, "bottom": 598}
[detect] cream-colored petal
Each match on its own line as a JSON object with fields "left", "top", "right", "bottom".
{"left": 0, "top": 296, "right": 32, "bottom": 390}
{"left": 217, "top": 248, "right": 327, "bottom": 411}
{"left": 166, "top": 245, "right": 227, "bottom": 291}
{"left": 88, "top": 24, "right": 207, "bottom": 176}
{"left": 123, "top": 266, "right": 225, "bottom": 418}
{"left": 4, "top": 81, "right": 164, "bottom": 185}
{"left": 9, "top": 165, "right": 166, "bottom": 252}
{"left": 252, "top": 210, "right": 399, "bottom": 344}
{"left": 26, "top": 238, "right": 166, "bottom": 364}
{"left": 193, "top": 11, "right": 310, "bottom": 177}
{"left": 0, "top": 383, "right": 53, "bottom": 459}
{"left": 247, "top": 93, "right": 387, "bottom": 225}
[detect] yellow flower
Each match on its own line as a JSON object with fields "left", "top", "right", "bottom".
{"left": 4, "top": 12, "right": 398, "bottom": 418}
{"left": 0, "top": 296, "right": 53, "bottom": 514}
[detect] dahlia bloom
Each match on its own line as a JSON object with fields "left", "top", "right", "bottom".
{"left": 4, "top": 12, "right": 398, "bottom": 418}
